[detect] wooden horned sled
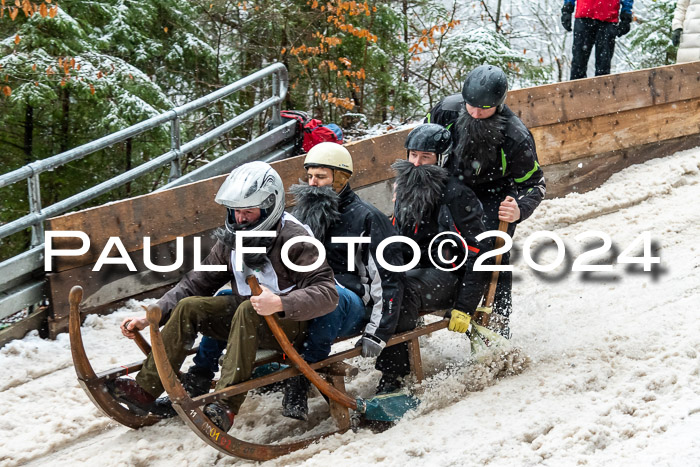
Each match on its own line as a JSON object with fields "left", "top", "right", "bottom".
{"left": 68, "top": 225, "right": 509, "bottom": 461}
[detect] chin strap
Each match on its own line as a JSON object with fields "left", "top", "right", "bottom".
{"left": 332, "top": 170, "right": 351, "bottom": 193}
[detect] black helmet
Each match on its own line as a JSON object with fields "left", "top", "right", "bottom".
{"left": 405, "top": 124, "right": 451, "bottom": 157}
{"left": 461, "top": 65, "right": 508, "bottom": 109}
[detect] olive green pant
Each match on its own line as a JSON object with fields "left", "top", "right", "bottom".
{"left": 135, "top": 295, "right": 307, "bottom": 413}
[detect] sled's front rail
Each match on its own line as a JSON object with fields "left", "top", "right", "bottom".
{"left": 193, "top": 318, "right": 446, "bottom": 407}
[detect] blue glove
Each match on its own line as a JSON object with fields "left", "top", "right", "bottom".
{"left": 359, "top": 333, "right": 386, "bottom": 358}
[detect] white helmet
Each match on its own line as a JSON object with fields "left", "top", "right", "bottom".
{"left": 304, "top": 142, "right": 353, "bottom": 192}
{"left": 215, "top": 161, "right": 285, "bottom": 233}
{"left": 304, "top": 142, "right": 353, "bottom": 174}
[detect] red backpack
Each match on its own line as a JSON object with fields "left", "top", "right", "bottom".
{"left": 279, "top": 110, "right": 343, "bottom": 154}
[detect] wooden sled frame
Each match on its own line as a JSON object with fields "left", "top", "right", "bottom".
{"left": 68, "top": 284, "right": 444, "bottom": 460}
{"left": 69, "top": 222, "right": 509, "bottom": 461}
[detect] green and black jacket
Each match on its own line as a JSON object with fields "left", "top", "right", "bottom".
{"left": 425, "top": 94, "right": 546, "bottom": 222}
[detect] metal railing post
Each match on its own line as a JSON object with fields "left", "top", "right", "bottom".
{"left": 271, "top": 73, "right": 282, "bottom": 127}
{"left": 27, "top": 174, "right": 43, "bottom": 247}
{"left": 169, "top": 117, "right": 182, "bottom": 183}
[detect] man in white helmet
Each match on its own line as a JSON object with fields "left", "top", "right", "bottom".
{"left": 281, "top": 142, "right": 406, "bottom": 420}
{"left": 107, "top": 161, "right": 338, "bottom": 432}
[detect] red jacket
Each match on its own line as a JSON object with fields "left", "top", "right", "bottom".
{"left": 575, "top": 0, "right": 620, "bottom": 22}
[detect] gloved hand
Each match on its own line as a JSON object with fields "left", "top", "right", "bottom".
{"left": 447, "top": 309, "right": 471, "bottom": 333}
{"left": 617, "top": 12, "right": 632, "bottom": 36}
{"left": 672, "top": 28, "right": 683, "bottom": 47}
{"left": 359, "top": 333, "right": 386, "bottom": 358}
{"left": 561, "top": 2, "right": 574, "bottom": 32}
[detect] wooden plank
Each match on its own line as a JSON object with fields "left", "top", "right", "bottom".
{"left": 46, "top": 128, "right": 411, "bottom": 273}
{"left": 48, "top": 283, "right": 176, "bottom": 338}
{"left": 533, "top": 97, "right": 700, "bottom": 166}
{"left": 47, "top": 230, "right": 218, "bottom": 337}
{"left": 508, "top": 62, "right": 700, "bottom": 128}
{"left": 543, "top": 132, "right": 700, "bottom": 199}
{"left": 0, "top": 306, "right": 49, "bottom": 348}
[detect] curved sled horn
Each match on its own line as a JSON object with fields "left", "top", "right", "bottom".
{"left": 68, "top": 285, "right": 161, "bottom": 429}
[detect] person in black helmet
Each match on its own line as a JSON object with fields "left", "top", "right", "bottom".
{"left": 374, "top": 123, "right": 491, "bottom": 391}
{"left": 424, "top": 65, "right": 546, "bottom": 338}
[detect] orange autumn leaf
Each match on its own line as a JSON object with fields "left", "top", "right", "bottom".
{"left": 89, "top": 83, "right": 95, "bottom": 94}
{"left": 163, "top": 26, "right": 168, "bottom": 33}
{"left": 32, "top": 63, "right": 37, "bottom": 71}
{"left": 46, "top": 0, "right": 51, "bottom": 3}
{"left": 48, "top": 5, "right": 56, "bottom": 17}
{"left": 2, "top": 86, "right": 11, "bottom": 97}
{"left": 14, "top": 0, "right": 19, "bottom": 6}
{"left": 14, "top": 34, "right": 20, "bottom": 44}
{"left": 39, "top": 2, "right": 47, "bottom": 16}
{"left": 97, "top": 70, "right": 102, "bottom": 79}
{"left": 70, "top": 57, "right": 75, "bottom": 68}
{"left": 60, "top": 78, "right": 66, "bottom": 86}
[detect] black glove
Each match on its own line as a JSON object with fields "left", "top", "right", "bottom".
{"left": 672, "top": 28, "right": 683, "bottom": 47}
{"left": 617, "top": 12, "right": 632, "bottom": 37}
{"left": 561, "top": 2, "right": 574, "bottom": 32}
{"left": 358, "top": 333, "right": 386, "bottom": 358}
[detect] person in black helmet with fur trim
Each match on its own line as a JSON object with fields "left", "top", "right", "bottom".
{"left": 374, "top": 123, "right": 492, "bottom": 392}
{"left": 425, "top": 65, "right": 546, "bottom": 338}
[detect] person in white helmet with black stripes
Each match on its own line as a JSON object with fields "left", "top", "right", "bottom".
{"left": 107, "top": 161, "right": 338, "bottom": 433}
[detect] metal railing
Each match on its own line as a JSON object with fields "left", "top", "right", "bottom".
{"left": 0, "top": 63, "right": 292, "bottom": 323}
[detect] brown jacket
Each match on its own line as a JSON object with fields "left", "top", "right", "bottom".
{"left": 157, "top": 214, "right": 338, "bottom": 323}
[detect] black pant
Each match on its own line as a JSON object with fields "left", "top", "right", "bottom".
{"left": 375, "top": 268, "right": 459, "bottom": 377}
{"left": 570, "top": 18, "right": 618, "bottom": 80}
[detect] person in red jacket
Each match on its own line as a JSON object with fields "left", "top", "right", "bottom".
{"left": 561, "top": 0, "right": 634, "bottom": 80}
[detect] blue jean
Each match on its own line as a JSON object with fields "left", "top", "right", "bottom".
{"left": 300, "top": 285, "right": 367, "bottom": 363}
{"left": 191, "top": 285, "right": 366, "bottom": 375}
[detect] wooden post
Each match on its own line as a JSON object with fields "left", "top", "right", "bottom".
{"left": 407, "top": 338, "right": 424, "bottom": 383}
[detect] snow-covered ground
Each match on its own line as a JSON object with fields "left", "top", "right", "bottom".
{"left": 1, "top": 147, "right": 700, "bottom": 467}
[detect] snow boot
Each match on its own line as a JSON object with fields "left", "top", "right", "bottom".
{"left": 106, "top": 377, "right": 159, "bottom": 415}
{"left": 153, "top": 366, "right": 214, "bottom": 418}
{"left": 282, "top": 375, "right": 311, "bottom": 421}
{"left": 204, "top": 403, "right": 235, "bottom": 432}
{"left": 180, "top": 366, "right": 214, "bottom": 397}
{"left": 375, "top": 373, "right": 402, "bottom": 395}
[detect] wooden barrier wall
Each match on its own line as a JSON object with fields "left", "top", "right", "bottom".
{"left": 45, "top": 62, "right": 700, "bottom": 337}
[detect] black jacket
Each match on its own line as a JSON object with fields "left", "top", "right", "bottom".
{"left": 324, "top": 185, "right": 405, "bottom": 343}
{"left": 426, "top": 95, "right": 546, "bottom": 222}
{"left": 394, "top": 176, "right": 486, "bottom": 269}
{"left": 394, "top": 175, "right": 490, "bottom": 313}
